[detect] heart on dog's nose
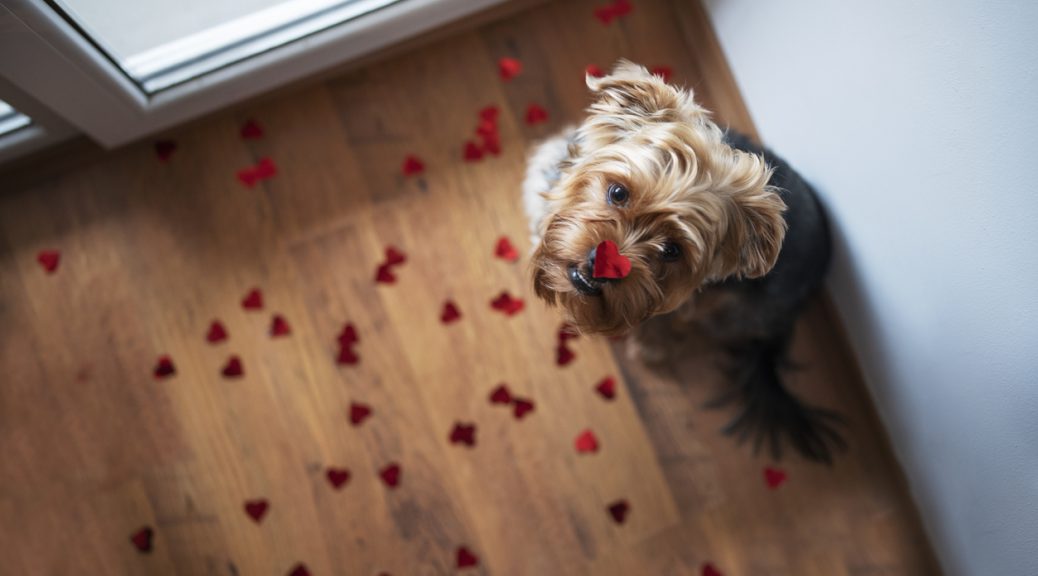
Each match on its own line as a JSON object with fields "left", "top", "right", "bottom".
{"left": 592, "top": 240, "right": 632, "bottom": 279}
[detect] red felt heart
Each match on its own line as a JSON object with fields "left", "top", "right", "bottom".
{"left": 240, "top": 119, "right": 264, "bottom": 140}
{"left": 385, "top": 246, "right": 407, "bottom": 266}
{"left": 607, "top": 500, "right": 629, "bottom": 524}
{"left": 153, "top": 355, "right": 176, "bottom": 379}
{"left": 242, "top": 288, "right": 264, "bottom": 310}
{"left": 594, "top": 0, "right": 633, "bottom": 24}
{"left": 288, "top": 564, "right": 310, "bottom": 576}
{"left": 401, "top": 155, "right": 425, "bottom": 177}
{"left": 270, "top": 314, "right": 291, "bottom": 337}
{"left": 525, "top": 104, "right": 549, "bottom": 125}
{"left": 490, "top": 291, "right": 525, "bottom": 316}
{"left": 379, "top": 463, "right": 401, "bottom": 488}
{"left": 349, "top": 402, "right": 372, "bottom": 426}
{"left": 764, "top": 466, "right": 788, "bottom": 489}
{"left": 326, "top": 467, "right": 351, "bottom": 490}
{"left": 236, "top": 157, "right": 277, "bottom": 187}
{"left": 337, "top": 345, "right": 359, "bottom": 366}
{"left": 244, "top": 499, "right": 269, "bottom": 523}
{"left": 613, "top": 0, "right": 633, "bottom": 17}
{"left": 586, "top": 64, "right": 605, "bottom": 78}
{"left": 595, "top": 376, "right": 617, "bottom": 400}
{"left": 456, "top": 546, "right": 479, "bottom": 569}
{"left": 512, "top": 397, "right": 535, "bottom": 420}
{"left": 575, "top": 429, "right": 600, "bottom": 453}
{"left": 498, "top": 57, "right": 522, "bottom": 81}
{"left": 476, "top": 118, "right": 498, "bottom": 138}
{"left": 375, "top": 263, "right": 397, "bottom": 284}
{"left": 702, "top": 563, "right": 722, "bottom": 576}
{"left": 495, "top": 236, "right": 520, "bottom": 262}
{"left": 338, "top": 323, "right": 359, "bottom": 346}
{"left": 489, "top": 384, "right": 512, "bottom": 405}
{"left": 222, "top": 356, "right": 244, "bottom": 378}
{"left": 36, "top": 250, "right": 60, "bottom": 273}
{"left": 449, "top": 422, "right": 477, "bottom": 447}
{"left": 440, "top": 300, "right": 462, "bottom": 324}
{"left": 650, "top": 65, "right": 673, "bottom": 83}
{"left": 463, "top": 140, "right": 484, "bottom": 162}
{"left": 206, "top": 321, "right": 228, "bottom": 343}
{"left": 592, "top": 240, "right": 632, "bottom": 279}
{"left": 556, "top": 343, "right": 576, "bottom": 366}
{"left": 558, "top": 324, "right": 580, "bottom": 343}
{"left": 130, "top": 526, "right": 153, "bottom": 553}
{"left": 154, "top": 140, "right": 176, "bottom": 162}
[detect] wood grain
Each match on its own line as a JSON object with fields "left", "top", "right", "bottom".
{"left": 0, "top": 0, "right": 939, "bottom": 574}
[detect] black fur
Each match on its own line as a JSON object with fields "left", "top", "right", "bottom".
{"left": 699, "top": 131, "right": 846, "bottom": 464}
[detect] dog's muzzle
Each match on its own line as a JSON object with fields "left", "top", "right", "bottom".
{"left": 568, "top": 264, "right": 603, "bottom": 296}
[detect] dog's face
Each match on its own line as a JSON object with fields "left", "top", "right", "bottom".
{"left": 530, "top": 62, "right": 787, "bottom": 335}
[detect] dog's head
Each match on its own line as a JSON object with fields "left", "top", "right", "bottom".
{"left": 530, "top": 61, "right": 787, "bottom": 335}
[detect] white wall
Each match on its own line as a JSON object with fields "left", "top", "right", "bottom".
{"left": 702, "top": 1, "right": 1038, "bottom": 574}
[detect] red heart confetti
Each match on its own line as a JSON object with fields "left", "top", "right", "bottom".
{"left": 36, "top": 250, "right": 60, "bottom": 273}
{"left": 379, "top": 463, "right": 401, "bottom": 488}
{"left": 764, "top": 466, "right": 788, "bottom": 489}
{"left": 326, "top": 467, "right": 351, "bottom": 490}
{"left": 594, "top": 0, "right": 633, "bottom": 24}
{"left": 349, "top": 402, "right": 372, "bottom": 426}
{"left": 240, "top": 119, "right": 264, "bottom": 140}
{"left": 463, "top": 140, "right": 484, "bottom": 162}
{"left": 338, "top": 323, "right": 359, "bottom": 346}
{"left": 270, "top": 314, "right": 291, "bottom": 337}
{"left": 288, "top": 564, "right": 310, "bottom": 576}
{"left": 525, "top": 103, "right": 549, "bottom": 126}
{"left": 586, "top": 64, "right": 605, "bottom": 78}
{"left": 337, "top": 346, "right": 360, "bottom": 365}
{"left": 556, "top": 343, "right": 576, "bottom": 367}
{"left": 440, "top": 300, "right": 462, "bottom": 324}
{"left": 476, "top": 119, "right": 498, "bottom": 138}
{"left": 130, "top": 526, "right": 153, "bottom": 553}
{"left": 236, "top": 157, "right": 278, "bottom": 187}
{"left": 206, "top": 321, "right": 228, "bottom": 344}
{"left": 607, "top": 500, "right": 629, "bottom": 524}
{"left": 495, "top": 236, "right": 520, "bottom": 262}
{"left": 595, "top": 376, "right": 617, "bottom": 400}
{"left": 574, "top": 428, "right": 600, "bottom": 454}
{"left": 650, "top": 65, "right": 673, "bottom": 83}
{"left": 489, "top": 384, "right": 512, "bottom": 405}
{"left": 385, "top": 246, "right": 407, "bottom": 266}
{"left": 449, "top": 422, "right": 477, "bottom": 447}
{"left": 401, "top": 155, "right": 425, "bottom": 176}
{"left": 482, "top": 133, "right": 502, "bottom": 156}
{"left": 498, "top": 57, "right": 522, "bottom": 81}
{"left": 702, "top": 563, "right": 723, "bottom": 576}
{"left": 456, "top": 546, "right": 479, "bottom": 569}
{"left": 241, "top": 288, "right": 264, "bottom": 310}
{"left": 592, "top": 240, "right": 632, "bottom": 279}
{"left": 374, "top": 263, "right": 397, "bottom": 284}
{"left": 153, "top": 355, "right": 176, "bottom": 379}
{"left": 222, "top": 355, "right": 244, "bottom": 378}
{"left": 512, "top": 397, "right": 535, "bottom": 420}
{"left": 154, "top": 140, "right": 176, "bottom": 162}
{"left": 558, "top": 323, "right": 580, "bottom": 342}
{"left": 244, "top": 499, "right": 269, "bottom": 523}
{"left": 480, "top": 105, "right": 500, "bottom": 122}
{"left": 490, "top": 291, "right": 525, "bottom": 316}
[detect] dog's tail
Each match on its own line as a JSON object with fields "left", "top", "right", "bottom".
{"left": 708, "top": 331, "right": 846, "bottom": 464}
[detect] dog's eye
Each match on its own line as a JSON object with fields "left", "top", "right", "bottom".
{"left": 607, "top": 183, "right": 629, "bottom": 206}
{"left": 660, "top": 242, "right": 682, "bottom": 262}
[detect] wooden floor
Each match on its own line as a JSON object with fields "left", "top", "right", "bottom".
{"left": 0, "top": 0, "right": 940, "bottom": 574}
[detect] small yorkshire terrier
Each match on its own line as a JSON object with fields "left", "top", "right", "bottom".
{"left": 523, "top": 61, "right": 844, "bottom": 463}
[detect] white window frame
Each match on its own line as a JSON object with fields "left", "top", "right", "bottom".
{"left": 0, "top": 0, "right": 506, "bottom": 157}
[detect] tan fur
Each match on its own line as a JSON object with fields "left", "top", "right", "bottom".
{"left": 528, "top": 61, "right": 786, "bottom": 335}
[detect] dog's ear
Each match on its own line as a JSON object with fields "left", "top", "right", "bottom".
{"left": 586, "top": 59, "right": 679, "bottom": 115}
{"left": 713, "top": 151, "right": 787, "bottom": 279}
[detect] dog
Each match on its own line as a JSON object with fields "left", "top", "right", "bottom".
{"left": 523, "top": 61, "right": 844, "bottom": 463}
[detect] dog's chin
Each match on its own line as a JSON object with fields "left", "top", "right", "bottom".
{"left": 533, "top": 263, "right": 652, "bottom": 337}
